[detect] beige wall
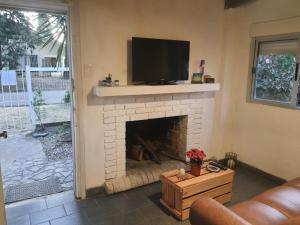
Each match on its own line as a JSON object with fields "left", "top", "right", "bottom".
{"left": 73, "top": 0, "right": 300, "bottom": 190}
{"left": 221, "top": 0, "right": 300, "bottom": 180}
{"left": 74, "top": 0, "right": 226, "bottom": 189}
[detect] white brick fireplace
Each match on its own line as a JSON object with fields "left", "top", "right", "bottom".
{"left": 100, "top": 92, "right": 208, "bottom": 180}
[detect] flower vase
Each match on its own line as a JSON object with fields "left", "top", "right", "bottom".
{"left": 191, "top": 162, "right": 203, "bottom": 176}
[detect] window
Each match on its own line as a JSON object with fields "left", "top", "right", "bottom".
{"left": 24, "top": 55, "right": 38, "bottom": 67}
{"left": 30, "top": 55, "right": 38, "bottom": 67}
{"left": 42, "top": 57, "right": 57, "bottom": 67}
{"left": 249, "top": 34, "right": 300, "bottom": 108}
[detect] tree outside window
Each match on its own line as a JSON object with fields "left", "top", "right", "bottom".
{"left": 250, "top": 36, "right": 300, "bottom": 108}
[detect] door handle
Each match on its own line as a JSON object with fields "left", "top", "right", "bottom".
{"left": 0, "top": 131, "right": 7, "bottom": 139}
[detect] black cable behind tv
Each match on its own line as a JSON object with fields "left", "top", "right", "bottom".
{"left": 145, "top": 80, "right": 177, "bottom": 85}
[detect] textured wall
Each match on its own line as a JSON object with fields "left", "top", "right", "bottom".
{"left": 221, "top": 0, "right": 300, "bottom": 180}
{"left": 73, "top": 0, "right": 225, "bottom": 189}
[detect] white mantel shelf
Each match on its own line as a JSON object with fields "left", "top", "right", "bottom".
{"left": 93, "top": 83, "right": 220, "bottom": 97}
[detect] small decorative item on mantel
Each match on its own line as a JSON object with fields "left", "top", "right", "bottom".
{"left": 186, "top": 148, "right": 206, "bottom": 176}
{"left": 99, "top": 74, "right": 113, "bottom": 86}
{"left": 204, "top": 75, "right": 215, "bottom": 83}
{"left": 114, "top": 80, "right": 120, "bottom": 86}
{"left": 199, "top": 59, "right": 205, "bottom": 75}
{"left": 191, "top": 73, "right": 203, "bottom": 84}
{"left": 191, "top": 59, "right": 205, "bottom": 84}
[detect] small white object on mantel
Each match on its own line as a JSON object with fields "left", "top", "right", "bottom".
{"left": 93, "top": 83, "right": 220, "bottom": 97}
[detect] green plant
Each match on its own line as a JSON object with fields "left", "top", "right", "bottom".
{"left": 63, "top": 91, "right": 70, "bottom": 104}
{"left": 35, "top": 13, "right": 67, "bottom": 67}
{"left": 0, "top": 9, "right": 40, "bottom": 69}
{"left": 255, "top": 54, "right": 296, "bottom": 102}
{"left": 56, "top": 123, "right": 72, "bottom": 142}
{"left": 33, "top": 89, "right": 45, "bottom": 129}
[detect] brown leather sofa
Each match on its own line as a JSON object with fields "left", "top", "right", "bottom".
{"left": 189, "top": 177, "right": 300, "bottom": 225}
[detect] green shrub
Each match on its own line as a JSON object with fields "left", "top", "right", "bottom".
{"left": 63, "top": 91, "right": 70, "bottom": 104}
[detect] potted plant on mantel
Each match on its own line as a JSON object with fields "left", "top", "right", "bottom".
{"left": 186, "top": 148, "right": 206, "bottom": 176}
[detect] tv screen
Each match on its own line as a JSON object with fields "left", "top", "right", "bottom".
{"left": 132, "top": 37, "right": 190, "bottom": 83}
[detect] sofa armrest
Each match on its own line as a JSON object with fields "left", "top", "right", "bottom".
{"left": 189, "top": 197, "right": 251, "bottom": 225}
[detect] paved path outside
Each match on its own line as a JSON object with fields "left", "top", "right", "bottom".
{"left": 0, "top": 134, "right": 44, "bottom": 164}
{"left": 0, "top": 134, "right": 73, "bottom": 192}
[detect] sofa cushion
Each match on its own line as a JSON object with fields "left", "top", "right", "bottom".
{"left": 190, "top": 197, "right": 251, "bottom": 225}
{"left": 285, "top": 177, "right": 300, "bottom": 191}
{"left": 253, "top": 186, "right": 300, "bottom": 218}
{"left": 231, "top": 200, "right": 289, "bottom": 225}
{"left": 279, "top": 216, "right": 300, "bottom": 225}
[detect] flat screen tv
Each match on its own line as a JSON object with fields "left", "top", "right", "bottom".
{"left": 132, "top": 37, "right": 190, "bottom": 84}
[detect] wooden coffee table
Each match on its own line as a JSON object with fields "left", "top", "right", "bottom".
{"left": 160, "top": 166, "right": 234, "bottom": 220}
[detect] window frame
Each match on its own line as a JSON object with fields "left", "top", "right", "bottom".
{"left": 248, "top": 33, "right": 300, "bottom": 109}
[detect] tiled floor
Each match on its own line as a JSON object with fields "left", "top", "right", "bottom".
{"left": 5, "top": 166, "right": 280, "bottom": 225}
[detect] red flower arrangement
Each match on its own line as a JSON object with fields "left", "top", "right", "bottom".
{"left": 186, "top": 148, "right": 206, "bottom": 164}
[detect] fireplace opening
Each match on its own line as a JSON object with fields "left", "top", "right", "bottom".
{"left": 126, "top": 116, "right": 187, "bottom": 170}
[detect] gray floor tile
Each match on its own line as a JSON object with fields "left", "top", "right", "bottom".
{"left": 63, "top": 198, "right": 99, "bottom": 215}
{"left": 46, "top": 191, "right": 75, "bottom": 208}
{"left": 5, "top": 198, "right": 47, "bottom": 221}
{"left": 37, "top": 222, "right": 50, "bottom": 225}
{"left": 147, "top": 216, "right": 184, "bottom": 225}
{"left": 7, "top": 215, "right": 30, "bottom": 225}
{"left": 228, "top": 166, "right": 278, "bottom": 206}
{"left": 50, "top": 212, "right": 91, "bottom": 225}
{"left": 88, "top": 208, "right": 147, "bottom": 225}
{"left": 83, "top": 205, "right": 117, "bottom": 223}
{"left": 30, "top": 205, "right": 66, "bottom": 225}
{"left": 4, "top": 166, "right": 280, "bottom": 225}
{"left": 95, "top": 192, "right": 128, "bottom": 206}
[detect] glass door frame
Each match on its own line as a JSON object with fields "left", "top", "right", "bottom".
{"left": 0, "top": 0, "right": 86, "bottom": 202}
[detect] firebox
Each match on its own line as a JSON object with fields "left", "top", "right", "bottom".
{"left": 126, "top": 116, "right": 187, "bottom": 170}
